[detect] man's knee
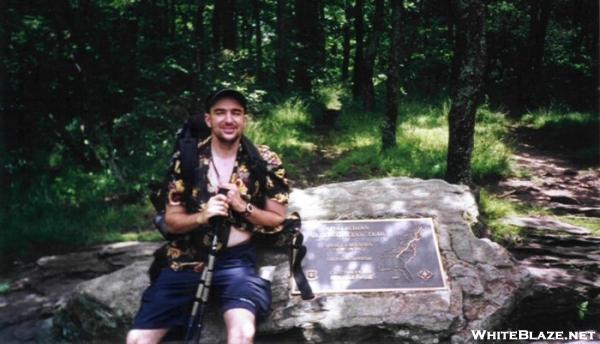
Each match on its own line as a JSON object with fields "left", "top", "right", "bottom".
{"left": 227, "top": 321, "right": 255, "bottom": 344}
{"left": 126, "top": 329, "right": 168, "bottom": 344}
{"left": 224, "top": 308, "right": 256, "bottom": 344}
{"left": 126, "top": 330, "right": 141, "bottom": 344}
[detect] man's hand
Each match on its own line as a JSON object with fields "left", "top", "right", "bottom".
{"left": 165, "top": 194, "right": 229, "bottom": 233}
{"left": 221, "top": 183, "right": 246, "bottom": 213}
{"left": 219, "top": 183, "right": 287, "bottom": 228}
{"left": 205, "top": 194, "right": 230, "bottom": 219}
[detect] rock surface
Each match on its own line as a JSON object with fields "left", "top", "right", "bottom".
{"left": 0, "top": 242, "right": 161, "bottom": 343}
{"left": 53, "top": 177, "right": 528, "bottom": 343}
{"left": 502, "top": 216, "right": 600, "bottom": 332}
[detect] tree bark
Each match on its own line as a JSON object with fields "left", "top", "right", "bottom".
{"left": 239, "top": 4, "right": 250, "bottom": 50}
{"left": 211, "top": 0, "right": 236, "bottom": 51}
{"left": 221, "top": 0, "right": 236, "bottom": 51}
{"left": 212, "top": 0, "right": 222, "bottom": 51}
{"left": 193, "top": 0, "right": 206, "bottom": 96}
{"left": 275, "top": 0, "right": 289, "bottom": 89}
{"left": 445, "top": 0, "right": 487, "bottom": 185}
{"left": 341, "top": 0, "right": 352, "bottom": 82}
{"left": 445, "top": 0, "right": 460, "bottom": 85}
{"left": 351, "top": 0, "right": 365, "bottom": 99}
{"left": 169, "top": 0, "right": 176, "bottom": 38}
{"left": 293, "top": 0, "right": 324, "bottom": 92}
{"left": 362, "top": 0, "right": 385, "bottom": 111}
{"left": 382, "top": 0, "right": 404, "bottom": 150}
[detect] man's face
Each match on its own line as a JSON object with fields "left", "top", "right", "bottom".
{"left": 205, "top": 97, "right": 246, "bottom": 144}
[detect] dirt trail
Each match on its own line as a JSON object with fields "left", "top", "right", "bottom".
{"left": 490, "top": 128, "right": 600, "bottom": 217}
{"left": 488, "top": 127, "right": 600, "bottom": 332}
{"left": 292, "top": 131, "right": 343, "bottom": 188}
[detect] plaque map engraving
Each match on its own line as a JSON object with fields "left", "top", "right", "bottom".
{"left": 292, "top": 218, "right": 447, "bottom": 294}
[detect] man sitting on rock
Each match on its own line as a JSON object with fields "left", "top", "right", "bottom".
{"left": 126, "top": 89, "right": 290, "bottom": 344}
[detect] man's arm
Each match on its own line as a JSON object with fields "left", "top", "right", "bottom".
{"left": 223, "top": 184, "right": 286, "bottom": 228}
{"left": 240, "top": 198, "right": 286, "bottom": 227}
{"left": 165, "top": 194, "right": 230, "bottom": 234}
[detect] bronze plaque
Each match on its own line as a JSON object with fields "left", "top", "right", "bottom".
{"left": 292, "top": 218, "right": 447, "bottom": 294}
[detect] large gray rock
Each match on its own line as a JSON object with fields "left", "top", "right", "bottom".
{"left": 54, "top": 178, "right": 528, "bottom": 343}
{"left": 0, "top": 242, "right": 161, "bottom": 343}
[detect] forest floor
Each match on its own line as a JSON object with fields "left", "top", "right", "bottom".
{"left": 292, "top": 125, "right": 346, "bottom": 188}
{"left": 489, "top": 125, "right": 599, "bottom": 218}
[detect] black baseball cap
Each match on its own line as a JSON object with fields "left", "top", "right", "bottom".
{"left": 205, "top": 89, "right": 247, "bottom": 112}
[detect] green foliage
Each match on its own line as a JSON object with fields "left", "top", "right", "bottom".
{"left": 2, "top": 0, "right": 597, "bottom": 261}
{"left": 520, "top": 109, "right": 599, "bottom": 130}
{"left": 478, "top": 189, "right": 526, "bottom": 243}
{"left": 327, "top": 100, "right": 512, "bottom": 182}
{"left": 477, "top": 189, "right": 600, "bottom": 244}
{"left": 246, "top": 98, "right": 318, "bottom": 179}
{"left": 315, "top": 85, "right": 344, "bottom": 111}
{"left": 98, "top": 230, "right": 163, "bottom": 243}
{"left": 577, "top": 301, "right": 589, "bottom": 320}
{"left": 0, "top": 282, "right": 10, "bottom": 295}
{"left": 0, "top": 168, "right": 154, "bottom": 259}
{"left": 557, "top": 216, "right": 600, "bottom": 237}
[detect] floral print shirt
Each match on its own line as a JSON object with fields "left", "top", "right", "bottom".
{"left": 165, "top": 136, "right": 290, "bottom": 270}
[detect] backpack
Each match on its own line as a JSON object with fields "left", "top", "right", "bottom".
{"left": 148, "top": 115, "right": 314, "bottom": 300}
{"left": 149, "top": 114, "right": 206, "bottom": 240}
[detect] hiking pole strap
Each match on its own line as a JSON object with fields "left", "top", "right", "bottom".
{"left": 291, "top": 232, "right": 314, "bottom": 300}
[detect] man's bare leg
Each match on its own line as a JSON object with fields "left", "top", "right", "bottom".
{"left": 126, "top": 329, "right": 169, "bottom": 344}
{"left": 224, "top": 308, "right": 256, "bottom": 344}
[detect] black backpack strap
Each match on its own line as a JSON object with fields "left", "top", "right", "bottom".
{"left": 287, "top": 213, "right": 314, "bottom": 300}
{"left": 153, "top": 120, "right": 199, "bottom": 240}
{"left": 291, "top": 232, "right": 314, "bottom": 300}
{"left": 179, "top": 124, "right": 198, "bottom": 204}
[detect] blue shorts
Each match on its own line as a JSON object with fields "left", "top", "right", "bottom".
{"left": 132, "top": 243, "right": 272, "bottom": 330}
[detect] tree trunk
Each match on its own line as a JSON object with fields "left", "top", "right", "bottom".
{"left": 341, "top": 0, "right": 352, "bottom": 82}
{"left": 445, "top": 0, "right": 460, "bottom": 85}
{"left": 212, "top": 0, "right": 222, "bottom": 51}
{"left": 275, "top": 0, "right": 289, "bottom": 89}
{"left": 362, "top": 0, "right": 385, "bottom": 111}
{"left": 169, "top": 0, "right": 176, "bottom": 38}
{"left": 518, "top": 0, "right": 552, "bottom": 108}
{"left": 294, "top": 0, "right": 323, "bottom": 92}
{"left": 382, "top": 0, "right": 404, "bottom": 150}
{"left": 239, "top": 4, "right": 250, "bottom": 50}
{"left": 211, "top": 0, "right": 237, "bottom": 52}
{"left": 445, "top": 0, "right": 487, "bottom": 185}
{"left": 120, "top": 5, "right": 139, "bottom": 115}
{"left": 161, "top": 0, "right": 169, "bottom": 37}
{"left": 351, "top": 0, "right": 365, "bottom": 99}
{"left": 252, "top": 0, "right": 263, "bottom": 81}
{"left": 221, "top": 0, "right": 236, "bottom": 51}
{"left": 194, "top": 0, "right": 206, "bottom": 96}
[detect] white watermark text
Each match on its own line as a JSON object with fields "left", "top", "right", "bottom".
{"left": 471, "top": 330, "right": 597, "bottom": 341}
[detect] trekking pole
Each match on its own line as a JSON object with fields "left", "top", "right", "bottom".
{"left": 184, "top": 233, "right": 219, "bottom": 344}
{"left": 185, "top": 188, "right": 229, "bottom": 344}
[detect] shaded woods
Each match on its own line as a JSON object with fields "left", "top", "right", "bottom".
{"left": 1, "top": 0, "right": 598, "bottom": 259}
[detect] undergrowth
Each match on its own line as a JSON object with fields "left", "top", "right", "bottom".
{"left": 327, "top": 100, "right": 512, "bottom": 182}
{"left": 2, "top": 90, "right": 597, "bottom": 261}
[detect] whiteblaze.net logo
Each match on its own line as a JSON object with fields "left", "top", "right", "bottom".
{"left": 471, "top": 330, "right": 597, "bottom": 341}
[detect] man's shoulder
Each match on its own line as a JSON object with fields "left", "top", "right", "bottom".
{"left": 256, "top": 144, "right": 283, "bottom": 167}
